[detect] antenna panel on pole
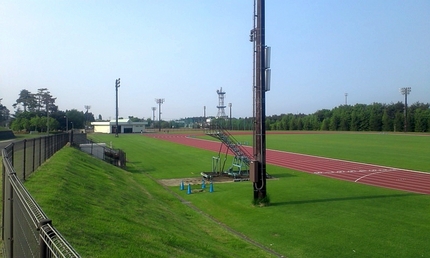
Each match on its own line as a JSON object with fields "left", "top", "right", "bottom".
{"left": 264, "top": 46, "right": 271, "bottom": 69}
{"left": 265, "top": 69, "right": 271, "bottom": 92}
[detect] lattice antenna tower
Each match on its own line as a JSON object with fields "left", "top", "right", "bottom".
{"left": 216, "top": 87, "right": 227, "bottom": 118}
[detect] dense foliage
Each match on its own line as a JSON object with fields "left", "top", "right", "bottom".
{"left": 264, "top": 102, "right": 430, "bottom": 132}
{"left": 206, "top": 101, "right": 430, "bottom": 133}
{"left": 4, "top": 88, "right": 95, "bottom": 132}
{"left": 3, "top": 88, "right": 430, "bottom": 133}
{"left": 0, "top": 103, "right": 10, "bottom": 127}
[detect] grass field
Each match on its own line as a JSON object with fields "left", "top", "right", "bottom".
{"left": 24, "top": 146, "right": 273, "bottom": 257}
{"left": 24, "top": 132, "right": 430, "bottom": 257}
{"left": 230, "top": 132, "right": 430, "bottom": 172}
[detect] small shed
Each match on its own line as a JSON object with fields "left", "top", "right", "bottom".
{"left": 91, "top": 119, "right": 147, "bottom": 134}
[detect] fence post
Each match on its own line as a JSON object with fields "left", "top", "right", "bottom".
{"left": 1, "top": 160, "right": 5, "bottom": 242}
{"left": 70, "top": 130, "right": 74, "bottom": 146}
{"left": 122, "top": 150, "right": 126, "bottom": 167}
{"left": 38, "top": 137, "right": 41, "bottom": 167}
{"left": 39, "top": 218, "right": 52, "bottom": 258}
{"left": 10, "top": 143, "right": 14, "bottom": 167}
{"left": 44, "top": 137, "right": 47, "bottom": 163}
{"left": 9, "top": 177, "right": 14, "bottom": 258}
{"left": 32, "top": 138, "right": 36, "bottom": 174}
{"left": 23, "top": 139, "right": 27, "bottom": 181}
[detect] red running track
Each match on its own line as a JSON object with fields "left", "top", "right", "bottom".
{"left": 146, "top": 134, "right": 430, "bottom": 195}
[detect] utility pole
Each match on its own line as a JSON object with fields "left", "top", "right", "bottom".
{"left": 151, "top": 107, "right": 157, "bottom": 128}
{"left": 203, "top": 106, "right": 206, "bottom": 128}
{"left": 229, "top": 103, "right": 232, "bottom": 130}
{"left": 64, "top": 115, "right": 68, "bottom": 132}
{"left": 155, "top": 98, "right": 165, "bottom": 132}
{"left": 400, "top": 87, "right": 411, "bottom": 132}
{"left": 115, "top": 78, "right": 120, "bottom": 137}
{"left": 250, "top": 0, "right": 270, "bottom": 202}
{"left": 84, "top": 105, "right": 91, "bottom": 127}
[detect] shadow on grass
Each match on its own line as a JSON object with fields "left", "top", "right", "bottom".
{"left": 125, "top": 161, "right": 157, "bottom": 174}
{"left": 271, "top": 193, "right": 420, "bottom": 206}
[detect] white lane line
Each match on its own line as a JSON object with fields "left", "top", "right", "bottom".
{"left": 313, "top": 168, "right": 397, "bottom": 175}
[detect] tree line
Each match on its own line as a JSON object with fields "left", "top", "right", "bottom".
{"left": 2, "top": 89, "right": 429, "bottom": 133}
{"left": 207, "top": 102, "right": 429, "bottom": 133}
{"left": 264, "top": 102, "right": 430, "bottom": 132}
{"left": 1, "top": 89, "right": 95, "bottom": 132}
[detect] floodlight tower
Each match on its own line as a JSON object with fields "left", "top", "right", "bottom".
{"left": 216, "top": 87, "right": 227, "bottom": 118}
{"left": 115, "top": 78, "right": 120, "bottom": 137}
{"left": 155, "top": 98, "right": 165, "bottom": 132}
{"left": 84, "top": 105, "right": 91, "bottom": 126}
{"left": 250, "top": 0, "right": 271, "bottom": 201}
{"left": 151, "top": 107, "right": 157, "bottom": 127}
{"left": 400, "top": 87, "right": 411, "bottom": 132}
{"left": 229, "top": 103, "right": 232, "bottom": 130}
{"left": 203, "top": 106, "right": 206, "bottom": 128}
{"left": 344, "top": 93, "right": 348, "bottom": 105}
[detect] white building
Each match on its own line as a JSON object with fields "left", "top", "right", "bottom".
{"left": 91, "top": 119, "right": 147, "bottom": 134}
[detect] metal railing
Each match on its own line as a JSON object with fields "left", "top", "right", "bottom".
{"left": 83, "top": 140, "right": 126, "bottom": 168}
{"left": 2, "top": 133, "right": 80, "bottom": 258}
{"left": 205, "top": 124, "right": 253, "bottom": 164}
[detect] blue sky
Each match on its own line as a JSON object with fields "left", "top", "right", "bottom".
{"left": 1, "top": 0, "right": 429, "bottom": 120}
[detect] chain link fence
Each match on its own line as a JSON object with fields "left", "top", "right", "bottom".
{"left": 2, "top": 133, "right": 81, "bottom": 258}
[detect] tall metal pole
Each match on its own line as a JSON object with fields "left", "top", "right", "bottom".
{"left": 400, "top": 87, "right": 411, "bottom": 132}
{"left": 151, "top": 107, "right": 156, "bottom": 128}
{"left": 115, "top": 78, "right": 120, "bottom": 137}
{"left": 345, "top": 93, "right": 348, "bottom": 105}
{"left": 229, "top": 103, "right": 232, "bottom": 130}
{"left": 84, "top": 105, "right": 91, "bottom": 127}
{"left": 251, "top": 0, "right": 267, "bottom": 201}
{"left": 203, "top": 106, "right": 206, "bottom": 128}
{"left": 155, "top": 98, "right": 165, "bottom": 132}
{"left": 64, "top": 116, "right": 68, "bottom": 132}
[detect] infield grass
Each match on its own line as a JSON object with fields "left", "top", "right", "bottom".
{"left": 24, "top": 146, "right": 273, "bottom": 258}
{"left": 207, "top": 132, "right": 430, "bottom": 172}
{"left": 24, "top": 132, "right": 430, "bottom": 257}
{"left": 89, "top": 133, "right": 429, "bottom": 257}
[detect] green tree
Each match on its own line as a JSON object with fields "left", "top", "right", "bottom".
{"left": 329, "top": 114, "right": 340, "bottom": 131}
{"left": 369, "top": 103, "right": 383, "bottom": 131}
{"left": 381, "top": 109, "right": 392, "bottom": 131}
{"left": 11, "top": 117, "right": 31, "bottom": 131}
{"left": 47, "top": 117, "right": 59, "bottom": 132}
{"left": 66, "top": 109, "right": 85, "bottom": 129}
{"left": 394, "top": 112, "right": 403, "bottom": 132}
{"left": 0, "top": 103, "right": 10, "bottom": 126}
{"left": 30, "top": 116, "right": 44, "bottom": 132}
{"left": 321, "top": 118, "right": 329, "bottom": 130}
{"left": 13, "top": 89, "right": 37, "bottom": 112}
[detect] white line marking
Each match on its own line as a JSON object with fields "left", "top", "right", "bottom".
{"left": 354, "top": 171, "right": 394, "bottom": 182}
{"left": 314, "top": 168, "right": 397, "bottom": 175}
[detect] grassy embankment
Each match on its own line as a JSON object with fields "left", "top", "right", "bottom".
{"left": 24, "top": 132, "right": 430, "bottom": 257}
{"left": 24, "top": 144, "right": 273, "bottom": 257}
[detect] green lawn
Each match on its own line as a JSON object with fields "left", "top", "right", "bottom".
{"left": 24, "top": 146, "right": 273, "bottom": 258}
{"left": 24, "top": 132, "right": 430, "bottom": 257}
{"left": 215, "top": 132, "right": 430, "bottom": 172}
{"left": 90, "top": 133, "right": 430, "bottom": 257}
